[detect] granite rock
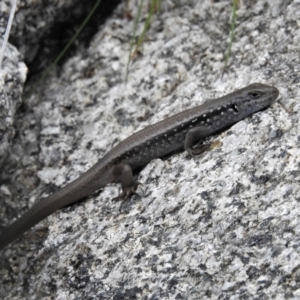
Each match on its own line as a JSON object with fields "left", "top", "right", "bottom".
{"left": 1, "top": 0, "right": 300, "bottom": 299}
{"left": 0, "top": 40, "right": 27, "bottom": 167}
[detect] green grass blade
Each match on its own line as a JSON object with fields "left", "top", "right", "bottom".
{"left": 223, "top": 0, "right": 238, "bottom": 75}
{"left": 125, "top": 0, "right": 162, "bottom": 84}
{"left": 125, "top": 0, "right": 144, "bottom": 84}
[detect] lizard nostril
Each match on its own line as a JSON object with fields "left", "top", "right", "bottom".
{"left": 273, "top": 88, "right": 279, "bottom": 97}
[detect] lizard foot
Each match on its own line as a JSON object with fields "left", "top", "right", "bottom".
{"left": 187, "top": 144, "right": 210, "bottom": 157}
{"left": 112, "top": 181, "right": 141, "bottom": 212}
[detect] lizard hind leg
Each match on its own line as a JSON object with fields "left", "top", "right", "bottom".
{"left": 110, "top": 163, "right": 141, "bottom": 211}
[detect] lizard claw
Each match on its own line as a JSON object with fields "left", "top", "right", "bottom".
{"left": 111, "top": 181, "right": 141, "bottom": 212}
{"left": 187, "top": 144, "right": 210, "bottom": 157}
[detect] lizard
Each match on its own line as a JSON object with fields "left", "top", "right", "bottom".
{"left": 0, "top": 83, "right": 279, "bottom": 251}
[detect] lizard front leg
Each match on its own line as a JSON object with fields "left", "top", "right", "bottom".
{"left": 184, "top": 126, "right": 211, "bottom": 157}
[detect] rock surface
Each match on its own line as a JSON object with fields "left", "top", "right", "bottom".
{"left": 0, "top": 39, "right": 27, "bottom": 167}
{"left": 1, "top": 0, "right": 300, "bottom": 299}
{"left": 2, "top": 0, "right": 121, "bottom": 64}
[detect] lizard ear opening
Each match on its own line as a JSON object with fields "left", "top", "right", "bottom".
{"left": 233, "top": 105, "right": 239, "bottom": 113}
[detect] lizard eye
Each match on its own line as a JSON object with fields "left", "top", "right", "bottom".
{"left": 249, "top": 91, "right": 261, "bottom": 98}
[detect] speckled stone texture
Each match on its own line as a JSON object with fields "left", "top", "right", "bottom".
{"left": 1, "top": 0, "right": 79, "bottom": 63}
{"left": 0, "top": 40, "right": 27, "bottom": 167}
{"left": 0, "top": 0, "right": 300, "bottom": 299}
{"left": 1, "top": 0, "right": 121, "bottom": 64}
